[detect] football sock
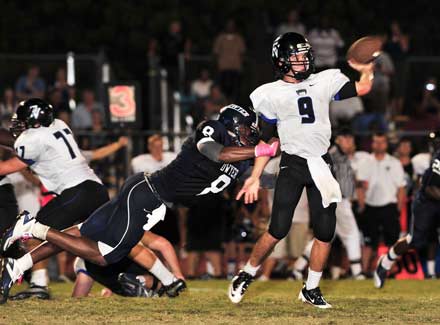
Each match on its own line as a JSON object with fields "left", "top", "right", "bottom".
{"left": 243, "top": 261, "right": 260, "bottom": 277}
{"left": 31, "top": 269, "right": 48, "bottom": 287}
{"left": 16, "top": 253, "right": 33, "bottom": 273}
{"left": 32, "top": 222, "right": 50, "bottom": 241}
{"left": 149, "top": 259, "right": 175, "bottom": 286}
{"left": 306, "top": 268, "right": 322, "bottom": 290}
{"left": 382, "top": 247, "right": 398, "bottom": 270}
{"left": 427, "top": 260, "right": 435, "bottom": 276}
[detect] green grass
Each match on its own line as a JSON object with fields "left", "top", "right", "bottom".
{"left": 1, "top": 280, "right": 440, "bottom": 324}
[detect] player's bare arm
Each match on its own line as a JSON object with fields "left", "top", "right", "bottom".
{"left": 0, "top": 157, "right": 28, "bottom": 175}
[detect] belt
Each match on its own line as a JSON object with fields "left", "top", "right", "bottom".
{"left": 143, "top": 172, "right": 168, "bottom": 206}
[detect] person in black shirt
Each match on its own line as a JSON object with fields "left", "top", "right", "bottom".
{"left": 1, "top": 104, "right": 279, "bottom": 303}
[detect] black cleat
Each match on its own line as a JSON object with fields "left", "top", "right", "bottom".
{"left": 373, "top": 255, "right": 388, "bottom": 289}
{"left": 10, "top": 284, "right": 50, "bottom": 300}
{"left": 228, "top": 270, "right": 254, "bottom": 304}
{"left": 118, "top": 273, "right": 154, "bottom": 297}
{"left": 157, "top": 279, "right": 187, "bottom": 298}
{"left": 298, "top": 283, "right": 332, "bottom": 309}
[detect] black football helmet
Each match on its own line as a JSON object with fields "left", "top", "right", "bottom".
{"left": 272, "top": 32, "right": 315, "bottom": 80}
{"left": 218, "top": 104, "right": 259, "bottom": 146}
{"left": 10, "top": 98, "right": 54, "bottom": 137}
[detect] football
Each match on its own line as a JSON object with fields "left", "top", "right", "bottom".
{"left": 346, "top": 35, "right": 384, "bottom": 64}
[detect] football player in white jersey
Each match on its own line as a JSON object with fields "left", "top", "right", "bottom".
{"left": 0, "top": 98, "right": 109, "bottom": 300}
{"left": 229, "top": 32, "right": 374, "bottom": 308}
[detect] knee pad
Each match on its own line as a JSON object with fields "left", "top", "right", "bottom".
{"left": 315, "top": 229, "right": 335, "bottom": 243}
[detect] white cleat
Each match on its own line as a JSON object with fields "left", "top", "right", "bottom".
{"left": 228, "top": 270, "right": 254, "bottom": 304}
{"left": 298, "top": 283, "right": 332, "bottom": 309}
{"left": 1, "top": 211, "right": 35, "bottom": 254}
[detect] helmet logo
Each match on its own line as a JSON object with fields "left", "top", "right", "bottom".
{"left": 30, "top": 105, "right": 41, "bottom": 120}
{"left": 222, "top": 104, "right": 249, "bottom": 117}
{"left": 272, "top": 36, "right": 281, "bottom": 58}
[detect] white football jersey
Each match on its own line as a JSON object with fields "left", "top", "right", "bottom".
{"left": 14, "top": 119, "right": 101, "bottom": 194}
{"left": 250, "top": 69, "right": 349, "bottom": 158}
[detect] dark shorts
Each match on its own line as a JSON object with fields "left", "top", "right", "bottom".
{"left": 268, "top": 152, "right": 337, "bottom": 242}
{"left": 410, "top": 194, "right": 440, "bottom": 249}
{"left": 0, "top": 184, "right": 18, "bottom": 236}
{"left": 83, "top": 258, "right": 151, "bottom": 296}
{"left": 37, "top": 180, "right": 109, "bottom": 231}
{"left": 360, "top": 204, "right": 400, "bottom": 248}
{"left": 80, "top": 173, "right": 166, "bottom": 264}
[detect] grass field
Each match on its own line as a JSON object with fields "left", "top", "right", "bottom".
{"left": 1, "top": 279, "right": 440, "bottom": 324}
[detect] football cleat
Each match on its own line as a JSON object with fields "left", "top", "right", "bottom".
{"left": 228, "top": 270, "right": 254, "bottom": 304}
{"left": 0, "top": 258, "right": 24, "bottom": 304}
{"left": 118, "top": 273, "right": 154, "bottom": 297}
{"left": 10, "top": 284, "right": 50, "bottom": 300}
{"left": 157, "top": 279, "right": 187, "bottom": 298}
{"left": 1, "top": 211, "right": 35, "bottom": 255}
{"left": 298, "top": 283, "right": 332, "bottom": 309}
{"left": 374, "top": 255, "right": 388, "bottom": 288}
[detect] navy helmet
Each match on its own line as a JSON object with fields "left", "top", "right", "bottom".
{"left": 218, "top": 104, "right": 260, "bottom": 146}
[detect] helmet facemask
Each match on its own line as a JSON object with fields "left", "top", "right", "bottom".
{"left": 9, "top": 114, "right": 27, "bottom": 138}
{"left": 234, "top": 124, "right": 260, "bottom": 147}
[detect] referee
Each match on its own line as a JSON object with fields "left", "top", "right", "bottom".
{"left": 357, "top": 132, "right": 406, "bottom": 275}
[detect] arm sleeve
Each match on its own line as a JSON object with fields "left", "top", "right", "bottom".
{"left": 14, "top": 134, "right": 41, "bottom": 166}
{"left": 333, "top": 82, "right": 357, "bottom": 101}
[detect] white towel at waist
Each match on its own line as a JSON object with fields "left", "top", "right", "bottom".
{"left": 306, "top": 157, "right": 342, "bottom": 208}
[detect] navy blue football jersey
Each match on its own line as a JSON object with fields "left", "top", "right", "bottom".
{"left": 420, "top": 150, "right": 440, "bottom": 198}
{"left": 149, "top": 120, "right": 252, "bottom": 206}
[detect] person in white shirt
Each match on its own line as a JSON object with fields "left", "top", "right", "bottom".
{"left": 357, "top": 133, "right": 406, "bottom": 275}
{"left": 228, "top": 32, "right": 374, "bottom": 308}
{"left": 131, "top": 134, "right": 176, "bottom": 174}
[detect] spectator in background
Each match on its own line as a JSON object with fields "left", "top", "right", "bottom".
{"left": 190, "top": 68, "right": 213, "bottom": 100}
{"left": 0, "top": 88, "right": 16, "bottom": 129}
{"left": 131, "top": 134, "right": 177, "bottom": 174}
{"left": 383, "top": 21, "right": 410, "bottom": 117}
{"left": 357, "top": 133, "right": 406, "bottom": 275}
{"left": 213, "top": 19, "right": 246, "bottom": 102}
{"left": 330, "top": 97, "right": 364, "bottom": 129}
{"left": 15, "top": 65, "right": 46, "bottom": 101}
{"left": 71, "top": 89, "right": 105, "bottom": 130}
{"left": 161, "top": 20, "right": 192, "bottom": 90}
{"left": 307, "top": 15, "right": 344, "bottom": 71}
{"left": 202, "top": 84, "right": 228, "bottom": 121}
{"left": 48, "top": 88, "right": 70, "bottom": 116}
{"left": 275, "top": 9, "right": 306, "bottom": 37}
{"left": 52, "top": 68, "right": 70, "bottom": 106}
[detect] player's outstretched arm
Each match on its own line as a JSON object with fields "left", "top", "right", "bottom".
{"left": 0, "top": 157, "right": 28, "bottom": 175}
{"left": 198, "top": 140, "right": 278, "bottom": 163}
